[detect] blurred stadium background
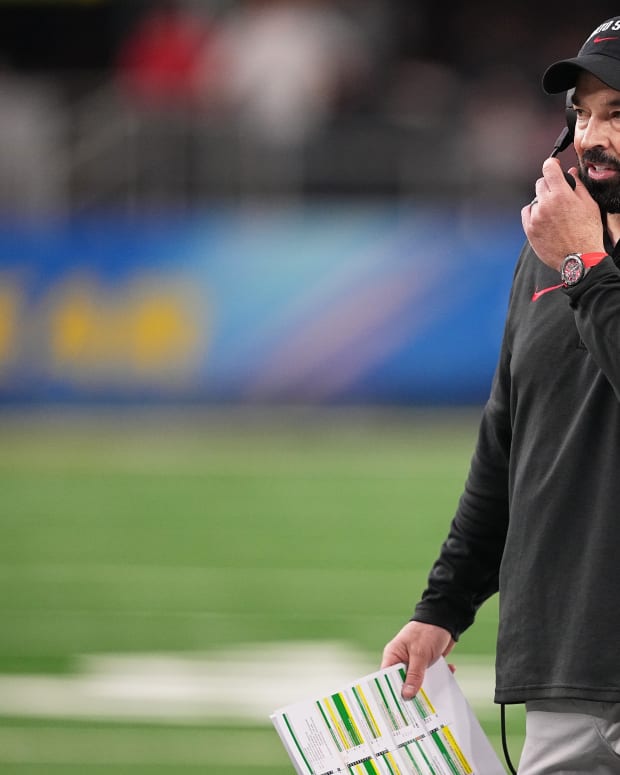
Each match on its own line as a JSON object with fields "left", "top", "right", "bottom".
{"left": 0, "top": 1, "right": 610, "bottom": 772}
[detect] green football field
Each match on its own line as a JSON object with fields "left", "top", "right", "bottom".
{"left": 0, "top": 407, "right": 524, "bottom": 774}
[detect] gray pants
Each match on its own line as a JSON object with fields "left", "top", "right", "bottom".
{"left": 518, "top": 700, "right": 620, "bottom": 774}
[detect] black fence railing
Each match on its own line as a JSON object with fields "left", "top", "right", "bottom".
{"left": 0, "top": 73, "right": 564, "bottom": 217}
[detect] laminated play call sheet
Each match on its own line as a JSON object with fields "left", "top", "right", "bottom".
{"left": 271, "top": 658, "right": 505, "bottom": 775}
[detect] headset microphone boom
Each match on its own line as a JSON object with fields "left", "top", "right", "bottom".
{"left": 550, "top": 88, "right": 577, "bottom": 188}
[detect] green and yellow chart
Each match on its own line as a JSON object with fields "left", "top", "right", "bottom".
{"left": 271, "top": 659, "right": 505, "bottom": 775}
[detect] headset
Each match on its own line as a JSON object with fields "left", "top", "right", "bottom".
{"left": 550, "top": 88, "right": 577, "bottom": 158}
{"left": 540, "top": 88, "right": 577, "bottom": 192}
{"left": 529, "top": 91, "right": 576, "bottom": 203}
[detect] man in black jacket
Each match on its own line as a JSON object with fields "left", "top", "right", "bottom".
{"left": 381, "top": 16, "right": 620, "bottom": 774}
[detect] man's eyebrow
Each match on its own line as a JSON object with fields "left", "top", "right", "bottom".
{"left": 572, "top": 94, "right": 620, "bottom": 108}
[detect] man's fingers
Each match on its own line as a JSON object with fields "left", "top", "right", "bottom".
{"left": 542, "top": 156, "right": 566, "bottom": 187}
{"left": 442, "top": 639, "right": 456, "bottom": 659}
{"left": 380, "top": 641, "right": 406, "bottom": 671}
{"left": 380, "top": 622, "right": 455, "bottom": 700}
{"left": 402, "top": 660, "right": 426, "bottom": 699}
{"left": 542, "top": 158, "right": 581, "bottom": 195}
{"left": 534, "top": 176, "right": 548, "bottom": 199}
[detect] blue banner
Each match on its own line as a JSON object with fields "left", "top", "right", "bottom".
{"left": 0, "top": 204, "right": 523, "bottom": 405}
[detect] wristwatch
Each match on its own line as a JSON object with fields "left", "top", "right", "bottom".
{"left": 560, "top": 252, "right": 608, "bottom": 287}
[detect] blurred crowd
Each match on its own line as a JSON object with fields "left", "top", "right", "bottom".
{"left": 0, "top": 0, "right": 613, "bottom": 213}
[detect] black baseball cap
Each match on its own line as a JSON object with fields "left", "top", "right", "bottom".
{"left": 543, "top": 17, "right": 620, "bottom": 93}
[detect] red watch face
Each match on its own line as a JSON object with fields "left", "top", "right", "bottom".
{"left": 562, "top": 256, "right": 583, "bottom": 286}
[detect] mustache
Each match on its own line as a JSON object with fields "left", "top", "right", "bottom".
{"left": 581, "top": 149, "right": 620, "bottom": 169}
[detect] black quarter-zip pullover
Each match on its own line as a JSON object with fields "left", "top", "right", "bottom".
{"left": 413, "top": 239, "right": 620, "bottom": 704}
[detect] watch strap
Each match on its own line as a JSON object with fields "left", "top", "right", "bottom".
{"left": 533, "top": 252, "right": 609, "bottom": 300}
{"left": 579, "top": 251, "right": 608, "bottom": 267}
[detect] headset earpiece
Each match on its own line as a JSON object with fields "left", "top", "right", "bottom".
{"left": 564, "top": 87, "right": 576, "bottom": 144}
{"left": 550, "top": 88, "right": 576, "bottom": 157}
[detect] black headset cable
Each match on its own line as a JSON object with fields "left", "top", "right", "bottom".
{"left": 500, "top": 703, "right": 518, "bottom": 775}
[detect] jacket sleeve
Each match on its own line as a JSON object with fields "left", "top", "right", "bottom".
{"left": 565, "top": 256, "right": 620, "bottom": 401}
{"left": 411, "top": 321, "right": 512, "bottom": 641}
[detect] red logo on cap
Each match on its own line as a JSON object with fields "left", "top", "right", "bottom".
{"left": 594, "top": 36, "right": 619, "bottom": 43}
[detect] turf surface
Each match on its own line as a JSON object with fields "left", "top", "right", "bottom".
{"left": 0, "top": 407, "right": 522, "bottom": 773}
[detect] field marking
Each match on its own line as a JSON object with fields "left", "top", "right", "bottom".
{"left": 0, "top": 642, "right": 372, "bottom": 723}
{"left": 0, "top": 642, "right": 495, "bottom": 723}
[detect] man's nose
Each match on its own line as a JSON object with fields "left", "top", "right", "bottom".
{"left": 580, "top": 117, "right": 612, "bottom": 150}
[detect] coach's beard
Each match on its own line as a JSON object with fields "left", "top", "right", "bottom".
{"left": 579, "top": 149, "right": 620, "bottom": 213}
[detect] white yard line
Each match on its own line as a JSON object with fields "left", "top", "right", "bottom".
{"left": 0, "top": 642, "right": 496, "bottom": 723}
